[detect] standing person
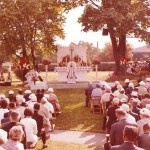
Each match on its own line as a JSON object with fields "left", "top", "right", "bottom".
{"left": 123, "top": 79, "right": 130, "bottom": 91}
{"left": 5, "top": 72, "right": 12, "bottom": 86}
{"left": 85, "top": 81, "right": 93, "bottom": 107}
{"left": 23, "top": 90, "right": 32, "bottom": 102}
{"left": 8, "top": 90, "right": 16, "bottom": 103}
{"left": 110, "top": 125, "right": 144, "bottom": 150}
{"left": 111, "top": 81, "right": 120, "bottom": 93}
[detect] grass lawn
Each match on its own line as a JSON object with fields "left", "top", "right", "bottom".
{"left": 36, "top": 140, "right": 104, "bottom": 150}
{"left": 0, "top": 71, "right": 107, "bottom": 150}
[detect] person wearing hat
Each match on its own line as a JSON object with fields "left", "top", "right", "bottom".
{"left": 109, "top": 108, "right": 137, "bottom": 147}
{"left": 16, "top": 102, "right": 28, "bottom": 119}
{"left": 138, "top": 81, "right": 147, "bottom": 96}
{"left": 117, "top": 89, "right": 128, "bottom": 102}
{"left": 24, "top": 90, "right": 32, "bottom": 102}
{"left": 85, "top": 81, "right": 94, "bottom": 107}
{"left": 137, "top": 108, "right": 150, "bottom": 135}
{"left": 125, "top": 82, "right": 134, "bottom": 96}
{"left": 2, "top": 125, "right": 24, "bottom": 150}
{"left": 105, "top": 98, "right": 120, "bottom": 133}
{"left": 120, "top": 104, "right": 136, "bottom": 124}
{"left": 27, "top": 93, "right": 37, "bottom": 109}
{"left": 123, "top": 79, "right": 130, "bottom": 91}
{"left": 8, "top": 90, "right": 16, "bottom": 103}
{"left": 111, "top": 81, "right": 120, "bottom": 93}
{"left": 47, "top": 88, "right": 61, "bottom": 113}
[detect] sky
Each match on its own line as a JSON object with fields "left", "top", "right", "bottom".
{"left": 57, "top": 7, "right": 146, "bottom": 49}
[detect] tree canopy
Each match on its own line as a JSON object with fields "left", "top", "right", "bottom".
{"left": 0, "top": 0, "right": 66, "bottom": 67}
{"left": 65, "top": 0, "right": 150, "bottom": 74}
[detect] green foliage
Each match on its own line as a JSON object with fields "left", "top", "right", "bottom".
{"left": 0, "top": 0, "right": 66, "bottom": 66}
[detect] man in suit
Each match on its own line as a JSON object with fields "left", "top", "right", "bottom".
{"left": 110, "top": 108, "right": 137, "bottom": 146}
{"left": 111, "top": 125, "right": 144, "bottom": 150}
{"left": 138, "top": 123, "right": 150, "bottom": 150}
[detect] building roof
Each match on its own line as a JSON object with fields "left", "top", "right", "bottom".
{"left": 133, "top": 45, "right": 150, "bottom": 53}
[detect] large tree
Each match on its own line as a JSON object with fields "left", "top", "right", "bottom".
{"left": 64, "top": 0, "right": 150, "bottom": 74}
{"left": 0, "top": 0, "right": 65, "bottom": 68}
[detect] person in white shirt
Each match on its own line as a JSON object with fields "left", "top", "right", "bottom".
{"left": 0, "top": 100, "right": 9, "bottom": 122}
{"left": 91, "top": 83, "right": 102, "bottom": 97}
{"left": 137, "top": 108, "right": 150, "bottom": 135}
{"left": 20, "top": 108, "right": 38, "bottom": 149}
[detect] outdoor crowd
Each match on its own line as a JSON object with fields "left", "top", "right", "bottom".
{"left": 85, "top": 78, "right": 150, "bottom": 150}
{"left": 0, "top": 87, "right": 61, "bottom": 150}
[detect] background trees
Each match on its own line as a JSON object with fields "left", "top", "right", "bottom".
{"left": 67, "top": 0, "right": 150, "bottom": 74}
{"left": 0, "top": 0, "right": 65, "bottom": 69}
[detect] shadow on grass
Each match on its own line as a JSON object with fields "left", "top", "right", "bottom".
{"left": 55, "top": 88, "right": 104, "bottom": 133}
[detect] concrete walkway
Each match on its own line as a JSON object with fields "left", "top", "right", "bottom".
{"left": 50, "top": 130, "right": 106, "bottom": 147}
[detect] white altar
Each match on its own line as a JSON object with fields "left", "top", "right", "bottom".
{"left": 56, "top": 43, "right": 91, "bottom": 83}
{"left": 55, "top": 66, "right": 91, "bottom": 82}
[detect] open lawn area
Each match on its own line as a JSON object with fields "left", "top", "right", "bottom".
{"left": 0, "top": 71, "right": 107, "bottom": 150}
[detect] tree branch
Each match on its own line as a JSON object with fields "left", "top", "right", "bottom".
{"left": 88, "top": 0, "right": 100, "bottom": 9}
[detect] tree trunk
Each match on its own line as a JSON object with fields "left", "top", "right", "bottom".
{"left": 118, "top": 35, "right": 126, "bottom": 59}
{"left": 31, "top": 46, "right": 36, "bottom": 69}
{"left": 108, "top": 28, "right": 120, "bottom": 75}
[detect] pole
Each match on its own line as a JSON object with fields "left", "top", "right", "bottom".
{"left": 45, "top": 65, "right": 48, "bottom": 81}
{"left": 95, "top": 65, "right": 98, "bottom": 81}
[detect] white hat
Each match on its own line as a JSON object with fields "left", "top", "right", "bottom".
{"left": 128, "top": 82, "right": 134, "bottom": 88}
{"left": 117, "top": 85, "right": 122, "bottom": 90}
{"left": 115, "top": 81, "right": 120, "bottom": 85}
{"left": 139, "top": 81, "right": 145, "bottom": 86}
{"left": 131, "top": 91, "right": 138, "bottom": 97}
{"left": 113, "top": 98, "right": 119, "bottom": 104}
{"left": 29, "top": 93, "right": 37, "bottom": 101}
{"left": 0, "top": 129, "right": 7, "bottom": 143}
{"left": 24, "top": 90, "right": 32, "bottom": 94}
{"left": 146, "top": 78, "right": 150, "bottom": 82}
{"left": 8, "top": 90, "right": 14, "bottom": 95}
{"left": 0, "top": 94, "right": 6, "bottom": 99}
{"left": 48, "top": 88, "right": 54, "bottom": 93}
{"left": 120, "top": 104, "right": 129, "bottom": 112}
{"left": 41, "top": 97, "right": 48, "bottom": 103}
{"left": 125, "top": 79, "right": 130, "bottom": 83}
{"left": 105, "top": 86, "right": 111, "bottom": 92}
{"left": 140, "top": 108, "right": 150, "bottom": 116}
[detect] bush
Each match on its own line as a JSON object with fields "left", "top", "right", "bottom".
{"left": 93, "top": 62, "right": 115, "bottom": 71}
{"left": 13, "top": 69, "right": 27, "bottom": 81}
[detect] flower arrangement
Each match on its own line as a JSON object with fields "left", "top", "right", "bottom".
{"left": 31, "top": 74, "right": 38, "bottom": 85}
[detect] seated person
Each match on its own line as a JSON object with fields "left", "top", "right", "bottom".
{"left": 2, "top": 126, "right": 24, "bottom": 150}
{"left": 110, "top": 125, "right": 144, "bottom": 150}
{"left": 138, "top": 123, "right": 150, "bottom": 150}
